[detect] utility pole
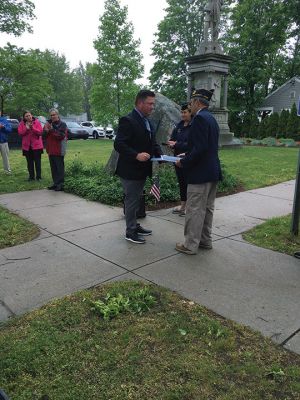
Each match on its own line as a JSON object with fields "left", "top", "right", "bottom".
{"left": 290, "top": 98, "right": 300, "bottom": 235}
{"left": 291, "top": 150, "right": 300, "bottom": 235}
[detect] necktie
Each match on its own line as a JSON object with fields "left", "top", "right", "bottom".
{"left": 144, "top": 118, "right": 151, "bottom": 133}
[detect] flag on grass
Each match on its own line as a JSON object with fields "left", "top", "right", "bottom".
{"left": 150, "top": 175, "right": 160, "bottom": 202}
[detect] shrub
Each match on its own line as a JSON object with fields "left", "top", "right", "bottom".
{"left": 65, "top": 159, "right": 240, "bottom": 206}
{"left": 261, "top": 137, "right": 277, "bottom": 146}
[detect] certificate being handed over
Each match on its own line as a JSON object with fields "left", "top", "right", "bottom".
{"left": 150, "top": 155, "right": 182, "bottom": 163}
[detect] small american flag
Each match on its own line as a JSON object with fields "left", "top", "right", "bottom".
{"left": 150, "top": 175, "right": 160, "bottom": 202}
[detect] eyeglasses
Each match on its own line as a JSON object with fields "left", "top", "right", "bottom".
{"left": 50, "top": 114, "right": 57, "bottom": 117}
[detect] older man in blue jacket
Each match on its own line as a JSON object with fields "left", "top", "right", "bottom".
{"left": 0, "top": 116, "right": 12, "bottom": 173}
{"left": 175, "top": 88, "right": 222, "bottom": 255}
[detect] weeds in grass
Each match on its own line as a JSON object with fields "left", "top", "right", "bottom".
{"left": 91, "top": 287, "right": 157, "bottom": 320}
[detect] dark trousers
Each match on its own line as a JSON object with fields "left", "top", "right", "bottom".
{"left": 120, "top": 178, "right": 146, "bottom": 235}
{"left": 49, "top": 155, "right": 65, "bottom": 187}
{"left": 175, "top": 166, "right": 187, "bottom": 201}
{"left": 25, "top": 149, "right": 42, "bottom": 179}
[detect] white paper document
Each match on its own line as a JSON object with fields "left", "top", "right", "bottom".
{"left": 151, "top": 155, "right": 181, "bottom": 163}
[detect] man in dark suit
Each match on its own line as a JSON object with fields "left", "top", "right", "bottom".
{"left": 114, "top": 89, "right": 162, "bottom": 244}
{"left": 175, "top": 88, "right": 222, "bottom": 255}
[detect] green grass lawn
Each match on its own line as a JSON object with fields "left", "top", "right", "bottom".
{"left": 0, "top": 142, "right": 298, "bottom": 194}
{"left": 219, "top": 146, "right": 298, "bottom": 190}
{"left": 0, "top": 139, "right": 114, "bottom": 194}
{"left": 0, "top": 281, "right": 299, "bottom": 400}
{"left": 0, "top": 205, "right": 39, "bottom": 249}
{"left": 243, "top": 214, "right": 300, "bottom": 256}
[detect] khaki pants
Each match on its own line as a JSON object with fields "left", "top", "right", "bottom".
{"left": 184, "top": 182, "right": 217, "bottom": 252}
{"left": 0, "top": 142, "right": 11, "bottom": 172}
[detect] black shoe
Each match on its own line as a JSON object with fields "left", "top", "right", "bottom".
{"left": 136, "top": 225, "right": 152, "bottom": 236}
{"left": 198, "top": 243, "right": 212, "bottom": 250}
{"left": 125, "top": 233, "right": 146, "bottom": 244}
{"left": 54, "top": 185, "right": 64, "bottom": 192}
{"left": 36, "top": 177, "right": 42, "bottom": 181}
{"left": 47, "top": 185, "right": 56, "bottom": 190}
{"left": 27, "top": 177, "right": 35, "bottom": 181}
{"left": 294, "top": 251, "right": 300, "bottom": 259}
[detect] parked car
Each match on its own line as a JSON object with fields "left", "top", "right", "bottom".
{"left": 80, "top": 121, "right": 105, "bottom": 139}
{"left": 105, "top": 126, "right": 115, "bottom": 139}
{"left": 6, "top": 118, "right": 21, "bottom": 148}
{"left": 66, "top": 121, "right": 89, "bottom": 140}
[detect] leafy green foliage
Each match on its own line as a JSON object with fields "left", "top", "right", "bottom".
{"left": 0, "top": 45, "right": 51, "bottom": 116}
{"left": 36, "top": 49, "right": 84, "bottom": 115}
{"left": 0, "top": 45, "right": 83, "bottom": 116}
{"left": 91, "top": 287, "right": 157, "bottom": 320}
{"left": 74, "top": 62, "right": 92, "bottom": 121}
{"left": 225, "top": 0, "right": 292, "bottom": 123}
{"left": 0, "top": 0, "right": 35, "bottom": 36}
{"left": 90, "top": 0, "right": 143, "bottom": 125}
{"left": 286, "top": 102, "right": 300, "bottom": 140}
{"left": 278, "top": 109, "right": 290, "bottom": 138}
{"left": 65, "top": 158, "right": 239, "bottom": 205}
{"left": 149, "top": 0, "right": 206, "bottom": 102}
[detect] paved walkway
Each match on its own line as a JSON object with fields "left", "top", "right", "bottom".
{"left": 0, "top": 180, "right": 299, "bottom": 354}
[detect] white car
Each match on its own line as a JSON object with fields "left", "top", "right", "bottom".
{"left": 105, "top": 126, "right": 115, "bottom": 139}
{"left": 80, "top": 121, "right": 105, "bottom": 139}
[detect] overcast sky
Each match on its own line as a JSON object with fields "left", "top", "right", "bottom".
{"left": 0, "top": 0, "right": 167, "bottom": 83}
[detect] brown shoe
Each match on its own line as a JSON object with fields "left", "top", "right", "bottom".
{"left": 175, "top": 243, "right": 196, "bottom": 255}
{"left": 198, "top": 243, "right": 212, "bottom": 250}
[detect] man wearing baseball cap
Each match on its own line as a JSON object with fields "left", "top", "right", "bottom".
{"left": 175, "top": 88, "right": 222, "bottom": 255}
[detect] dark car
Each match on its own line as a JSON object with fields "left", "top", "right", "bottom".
{"left": 6, "top": 118, "right": 21, "bottom": 148}
{"left": 66, "top": 121, "right": 89, "bottom": 140}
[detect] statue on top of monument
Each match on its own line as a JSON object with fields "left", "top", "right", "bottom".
{"left": 203, "top": 0, "right": 223, "bottom": 43}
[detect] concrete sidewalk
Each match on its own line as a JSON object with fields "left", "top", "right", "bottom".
{"left": 0, "top": 180, "right": 299, "bottom": 354}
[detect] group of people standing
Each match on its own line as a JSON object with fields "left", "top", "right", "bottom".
{"left": 114, "top": 88, "right": 222, "bottom": 255}
{"left": 2, "top": 88, "right": 222, "bottom": 256}
{"left": 0, "top": 109, "right": 67, "bottom": 191}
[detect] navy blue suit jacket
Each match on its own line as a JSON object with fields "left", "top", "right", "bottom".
{"left": 114, "top": 109, "right": 162, "bottom": 180}
{"left": 180, "top": 108, "right": 222, "bottom": 184}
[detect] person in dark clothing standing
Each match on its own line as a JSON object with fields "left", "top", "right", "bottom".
{"left": 167, "top": 103, "right": 192, "bottom": 216}
{"left": 175, "top": 88, "right": 222, "bottom": 255}
{"left": 114, "top": 89, "right": 162, "bottom": 244}
{"left": 43, "top": 108, "right": 67, "bottom": 191}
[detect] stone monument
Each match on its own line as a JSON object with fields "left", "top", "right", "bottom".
{"left": 186, "top": 0, "right": 239, "bottom": 147}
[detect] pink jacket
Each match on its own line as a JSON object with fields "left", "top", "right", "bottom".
{"left": 18, "top": 119, "right": 44, "bottom": 151}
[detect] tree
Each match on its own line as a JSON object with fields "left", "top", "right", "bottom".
{"left": 148, "top": 0, "right": 206, "bottom": 103}
{"left": 0, "top": 44, "right": 51, "bottom": 116}
{"left": 225, "top": 0, "right": 290, "bottom": 116}
{"left": 90, "top": 0, "right": 143, "bottom": 125}
{"left": 0, "top": 0, "right": 35, "bottom": 36}
{"left": 286, "top": 103, "right": 300, "bottom": 140}
{"left": 36, "top": 50, "right": 83, "bottom": 115}
{"left": 248, "top": 114, "right": 260, "bottom": 138}
{"left": 265, "top": 112, "right": 279, "bottom": 138}
{"left": 75, "top": 62, "right": 93, "bottom": 121}
{"left": 0, "top": 45, "right": 83, "bottom": 117}
{"left": 258, "top": 115, "right": 269, "bottom": 139}
{"left": 277, "top": 109, "right": 290, "bottom": 138}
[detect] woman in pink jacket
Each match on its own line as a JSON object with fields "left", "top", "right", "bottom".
{"left": 18, "top": 111, "right": 44, "bottom": 181}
